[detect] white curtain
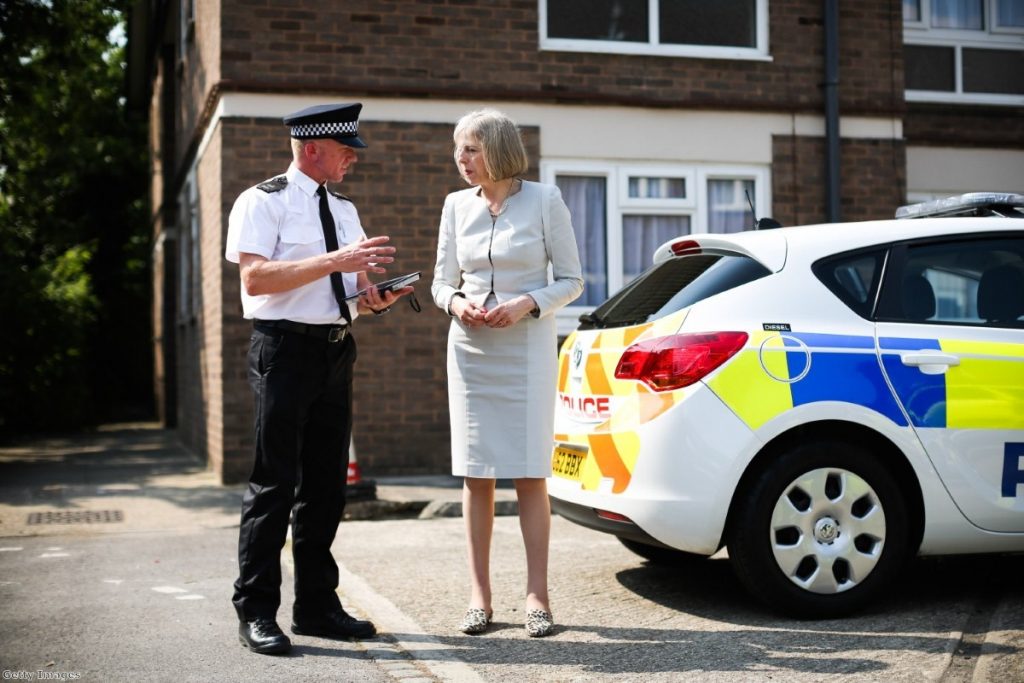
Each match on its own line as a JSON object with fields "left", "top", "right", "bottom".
{"left": 999, "top": 0, "right": 1024, "bottom": 26}
{"left": 557, "top": 175, "right": 608, "bottom": 306}
{"left": 708, "top": 179, "right": 754, "bottom": 234}
{"left": 622, "top": 215, "right": 689, "bottom": 283}
{"left": 903, "top": 0, "right": 922, "bottom": 21}
{"left": 932, "top": 0, "right": 984, "bottom": 28}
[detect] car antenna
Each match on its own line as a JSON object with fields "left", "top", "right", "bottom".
{"left": 746, "top": 190, "right": 782, "bottom": 230}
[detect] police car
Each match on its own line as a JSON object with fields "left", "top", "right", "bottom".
{"left": 549, "top": 193, "right": 1024, "bottom": 617}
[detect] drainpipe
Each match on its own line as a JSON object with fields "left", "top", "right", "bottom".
{"left": 824, "top": 0, "right": 841, "bottom": 222}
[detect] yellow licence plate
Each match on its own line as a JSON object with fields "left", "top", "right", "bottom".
{"left": 551, "top": 444, "right": 587, "bottom": 481}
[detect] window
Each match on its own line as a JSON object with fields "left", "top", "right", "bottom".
{"left": 540, "top": 0, "right": 770, "bottom": 60}
{"left": 178, "top": 0, "right": 195, "bottom": 64}
{"left": 876, "top": 236, "right": 1024, "bottom": 327}
{"left": 813, "top": 248, "right": 888, "bottom": 319}
{"left": 582, "top": 253, "right": 770, "bottom": 330}
{"left": 177, "top": 178, "right": 200, "bottom": 321}
{"left": 543, "top": 162, "right": 768, "bottom": 324}
{"left": 904, "top": 0, "right": 1024, "bottom": 104}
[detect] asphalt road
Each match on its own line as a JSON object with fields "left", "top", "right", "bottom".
{"left": 0, "top": 529, "right": 402, "bottom": 683}
{"left": 332, "top": 515, "right": 1024, "bottom": 683}
{"left": 1, "top": 426, "right": 1022, "bottom": 682}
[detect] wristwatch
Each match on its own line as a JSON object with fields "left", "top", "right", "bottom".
{"left": 447, "top": 292, "right": 466, "bottom": 316}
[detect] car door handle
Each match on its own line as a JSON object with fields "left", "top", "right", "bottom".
{"left": 900, "top": 352, "right": 960, "bottom": 375}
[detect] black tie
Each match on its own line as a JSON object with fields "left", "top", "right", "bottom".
{"left": 316, "top": 185, "right": 352, "bottom": 325}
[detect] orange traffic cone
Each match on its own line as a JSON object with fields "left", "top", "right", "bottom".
{"left": 347, "top": 442, "right": 362, "bottom": 485}
{"left": 346, "top": 433, "right": 376, "bottom": 502}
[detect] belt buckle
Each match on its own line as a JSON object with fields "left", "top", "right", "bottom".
{"left": 327, "top": 326, "right": 347, "bottom": 343}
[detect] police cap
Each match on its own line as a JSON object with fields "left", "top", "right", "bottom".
{"left": 283, "top": 102, "right": 367, "bottom": 148}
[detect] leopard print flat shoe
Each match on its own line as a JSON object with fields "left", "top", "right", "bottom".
{"left": 525, "top": 609, "right": 554, "bottom": 637}
{"left": 458, "top": 607, "right": 492, "bottom": 635}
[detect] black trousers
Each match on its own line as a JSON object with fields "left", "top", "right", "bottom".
{"left": 232, "top": 324, "right": 357, "bottom": 621}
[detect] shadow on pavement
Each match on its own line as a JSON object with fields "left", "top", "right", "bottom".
{"left": 609, "top": 551, "right": 1024, "bottom": 634}
{"left": 0, "top": 423, "right": 243, "bottom": 520}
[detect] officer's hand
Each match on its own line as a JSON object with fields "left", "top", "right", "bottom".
{"left": 331, "top": 236, "right": 395, "bottom": 274}
{"left": 357, "top": 285, "right": 414, "bottom": 315}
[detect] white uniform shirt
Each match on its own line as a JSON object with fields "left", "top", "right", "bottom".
{"left": 225, "top": 164, "right": 365, "bottom": 324}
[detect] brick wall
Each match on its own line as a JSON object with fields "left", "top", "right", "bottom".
{"left": 219, "top": 119, "right": 287, "bottom": 483}
{"left": 217, "top": 0, "right": 902, "bottom": 115}
{"left": 772, "top": 135, "right": 906, "bottom": 226}
{"left": 905, "top": 103, "right": 1024, "bottom": 149}
{"left": 173, "top": 0, "right": 222, "bottom": 171}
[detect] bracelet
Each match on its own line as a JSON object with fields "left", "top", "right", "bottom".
{"left": 372, "top": 306, "right": 391, "bottom": 316}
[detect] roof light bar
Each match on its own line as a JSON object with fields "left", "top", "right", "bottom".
{"left": 896, "top": 192, "right": 1024, "bottom": 219}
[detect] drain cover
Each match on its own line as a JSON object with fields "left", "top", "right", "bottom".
{"left": 27, "top": 510, "right": 124, "bottom": 525}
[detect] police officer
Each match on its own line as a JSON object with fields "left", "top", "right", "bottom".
{"left": 225, "top": 103, "right": 412, "bottom": 655}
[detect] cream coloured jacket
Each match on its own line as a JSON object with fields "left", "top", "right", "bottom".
{"left": 431, "top": 180, "right": 583, "bottom": 317}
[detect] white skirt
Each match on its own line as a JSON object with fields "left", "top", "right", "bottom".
{"left": 447, "top": 311, "right": 557, "bottom": 479}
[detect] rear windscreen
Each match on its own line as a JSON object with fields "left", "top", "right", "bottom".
{"left": 579, "top": 253, "right": 771, "bottom": 329}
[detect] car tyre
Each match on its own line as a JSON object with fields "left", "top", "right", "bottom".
{"left": 727, "top": 439, "right": 911, "bottom": 618}
{"left": 618, "top": 537, "right": 708, "bottom": 565}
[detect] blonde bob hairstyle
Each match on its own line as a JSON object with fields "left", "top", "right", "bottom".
{"left": 453, "top": 109, "right": 529, "bottom": 182}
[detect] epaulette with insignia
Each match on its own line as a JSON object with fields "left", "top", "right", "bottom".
{"left": 257, "top": 176, "right": 288, "bottom": 193}
{"left": 328, "top": 189, "right": 354, "bottom": 204}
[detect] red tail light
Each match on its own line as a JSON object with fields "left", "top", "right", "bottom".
{"left": 670, "top": 240, "right": 701, "bottom": 256}
{"left": 614, "top": 332, "right": 749, "bottom": 392}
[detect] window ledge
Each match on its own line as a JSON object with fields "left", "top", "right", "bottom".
{"left": 906, "top": 90, "right": 1024, "bottom": 106}
{"left": 539, "top": 39, "right": 773, "bottom": 62}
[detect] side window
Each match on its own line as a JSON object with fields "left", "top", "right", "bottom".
{"left": 813, "top": 248, "right": 887, "bottom": 319}
{"left": 876, "top": 236, "right": 1024, "bottom": 328}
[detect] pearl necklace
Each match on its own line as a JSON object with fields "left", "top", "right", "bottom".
{"left": 488, "top": 178, "right": 517, "bottom": 218}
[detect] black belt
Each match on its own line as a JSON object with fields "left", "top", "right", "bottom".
{"left": 254, "top": 319, "right": 349, "bottom": 343}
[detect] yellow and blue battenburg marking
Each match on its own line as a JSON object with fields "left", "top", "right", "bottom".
{"left": 708, "top": 332, "right": 907, "bottom": 430}
{"left": 879, "top": 337, "right": 947, "bottom": 427}
{"left": 880, "top": 337, "right": 1024, "bottom": 430}
{"left": 715, "top": 332, "right": 1024, "bottom": 431}
{"left": 786, "top": 333, "right": 908, "bottom": 425}
{"left": 556, "top": 326, "right": 1024, "bottom": 494}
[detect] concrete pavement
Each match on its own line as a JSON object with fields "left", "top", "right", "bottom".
{"left": 3, "top": 424, "right": 1022, "bottom": 683}
{"left": 0, "top": 423, "right": 516, "bottom": 539}
{"left": 0, "top": 423, "right": 507, "bottom": 683}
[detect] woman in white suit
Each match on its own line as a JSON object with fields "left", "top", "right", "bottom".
{"left": 432, "top": 109, "right": 583, "bottom": 637}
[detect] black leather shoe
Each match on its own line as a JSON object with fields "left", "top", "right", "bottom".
{"left": 238, "top": 617, "right": 291, "bottom": 655}
{"left": 292, "top": 608, "right": 376, "bottom": 640}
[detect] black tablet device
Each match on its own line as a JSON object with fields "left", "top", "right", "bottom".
{"left": 345, "top": 272, "right": 420, "bottom": 300}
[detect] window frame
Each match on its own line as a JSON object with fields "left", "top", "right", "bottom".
{"left": 538, "top": 0, "right": 772, "bottom": 61}
{"left": 177, "top": 175, "right": 200, "bottom": 323}
{"left": 541, "top": 159, "right": 769, "bottom": 334}
{"left": 904, "top": 0, "right": 1024, "bottom": 105}
{"left": 619, "top": 166, "right": 696, "bottom": 210}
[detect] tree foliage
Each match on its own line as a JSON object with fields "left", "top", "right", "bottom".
{"left": 0, "top": 0, "right": 150, "bottom": 435}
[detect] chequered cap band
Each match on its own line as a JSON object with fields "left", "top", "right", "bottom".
{"left": 290, "top": 121, "right": 359, "bottom": 137}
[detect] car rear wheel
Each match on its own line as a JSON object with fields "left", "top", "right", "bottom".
{"left": 727, "top": 440, "right": 911, "bottom": 618}
{"left": 618, "top": 537, "right": 708, "bottom": 565}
